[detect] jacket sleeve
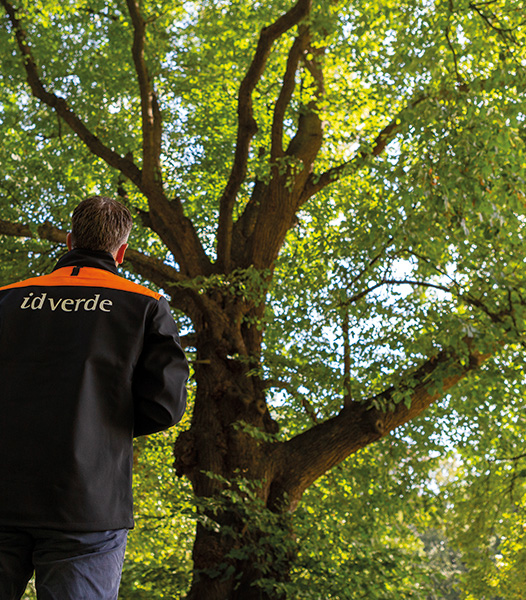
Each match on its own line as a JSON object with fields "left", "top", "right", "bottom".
{"left": 132, "top": 296, "right": 189, "bottom": 437}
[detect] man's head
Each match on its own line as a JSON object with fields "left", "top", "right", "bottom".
{"left": 67, "top": 196, "right": 133, "bottom": 264}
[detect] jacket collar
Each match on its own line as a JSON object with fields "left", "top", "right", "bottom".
{"left": 53, "top": 248, "right": 119, "bottom": 275}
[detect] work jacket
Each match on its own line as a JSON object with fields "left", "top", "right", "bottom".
{"left": 0, "top": 248, "right": 188, "bottom": 531}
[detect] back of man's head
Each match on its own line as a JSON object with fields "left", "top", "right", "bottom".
{"left": 70, "top": 196, "right": 133, "bottom": 255}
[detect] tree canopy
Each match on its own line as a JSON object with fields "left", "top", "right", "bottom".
{"left": 2, "top": 0, "right": 526, "bottom": 598}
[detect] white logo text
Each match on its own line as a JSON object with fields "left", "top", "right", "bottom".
{"left": 20, "top": 292, "right": 113, "bottom": 313}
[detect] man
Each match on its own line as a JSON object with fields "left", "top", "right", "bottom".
{"left": 0, "top": 196, "right": 189, "bottom": 599}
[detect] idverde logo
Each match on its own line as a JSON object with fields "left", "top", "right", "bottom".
{"left": 20, "top": 292, "right": 113, "bottom": 313}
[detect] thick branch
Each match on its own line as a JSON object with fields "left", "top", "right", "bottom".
{"left": 180, "top": 333, "right": 197, "bottom": 349}
{"left": 270, "top": 28, "right": 310, "bottom": 162}
{"left": 231, "top": 73, "right": 324, "bottom": 270}
{"left": 284, "top": 44, "right": 324, "bottom": 170}
{"left": 125, "top": 0, "right": 163, "bottom": 187}
{"left": 124, "top": 248, "right": 186, "bottom": 286}
{"left": 0, "top": 218, "right": 66, "bottom": 245}
{"left": 145, "top": 194, "right": 214, "bottom": 278}
{"left": 216, "top": 0, "right": 312, "bottom": 271}
{"left": 269, "top": 338, "right": 492, "bottom": 510}
{"left": 301, "top": 94, "right": 429, "bottom": 201}
{"left": 0, "top": 0, "right": 142, "bottom": 187}
{"left": 229, "top": 42, "right": 325, "bottom": 270}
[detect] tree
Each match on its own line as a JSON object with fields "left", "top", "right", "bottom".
{"left": 1, "top": 0, "right": 526, "bottom": 597}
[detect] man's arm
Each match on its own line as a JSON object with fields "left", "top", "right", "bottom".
{"left": 132, "top": 297, "right": 189, "bottom": 437}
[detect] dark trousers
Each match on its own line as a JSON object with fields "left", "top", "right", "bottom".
{"left": 0, "top": 527, "right": 128, "bottom": 600}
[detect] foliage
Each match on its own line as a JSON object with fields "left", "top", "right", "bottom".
{"left": 119, "top": 429, "right": 195, "bottom": 599}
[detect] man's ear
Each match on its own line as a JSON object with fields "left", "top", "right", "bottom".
{"left": 66, "top": 233, "right": 73, "bottom": 251}
{"left": 115, "top": 243, "right": 128, "bottom": 265}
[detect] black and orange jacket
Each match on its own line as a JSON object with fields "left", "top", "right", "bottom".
{"left": 0, "top": 248, "right": 188, "bottom": 531}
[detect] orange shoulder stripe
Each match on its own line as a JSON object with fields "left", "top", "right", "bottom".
{"left": 0, "top": 267, "right": 162, "bottom": 300}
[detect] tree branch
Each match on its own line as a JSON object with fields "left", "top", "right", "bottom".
{"left": 469, "top": 1, "right": 519, "bottom": 38}
{"left": 229, "top": 38, "right": 324, "bottom": 271}
{"left": 284, "top": 43, "right": 324, "bottom": 173}
{"left": 265, "top": 378, "right": 319, "bottom": 423}
{"left": 342, "top": 306, "right": 352, "bottom": 407}
{"left": 145, "top": 194, "right": 214, "bottom": 278}
{"left": 0, "top": 0, "right": 142, "bottom": 187}
{"left": 124, "top": 248, "right": 186, "bottom": 285}
{"left": 445, "top": 25, "right": 463, "bottom": 83}
{"left": 0, "top": 218, "right": 66, "bottom": 245}
{"left": 125, "top": 0, "right": 163, "bottom": 188}
{"left": 270, "top": 27, "right": 310, "bottom": 162}
{"left": 180, "top": 333, "right": 197, "bottom": 349}
{"left": 269, "top": 337, "right": 492, "bottom": 510}
{"left": 301, "top": 94, "right": 429, "bottom": 200}
{"left": 216, "top": 0, "right": 312, "bottom": 272}
{"left": 230, "top": 35, "right": 325, "bottom": 254}
{"left": 343, "top": 278, "right": 453, "bottom": 305}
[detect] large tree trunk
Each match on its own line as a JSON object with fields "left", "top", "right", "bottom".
{"left": 186, "top": 504, "right": 295, "bottom": 600}
{"left": 174, "top": 315, "right": 293, "bottom": 598}
{"left": 187, "top": 516, "right": 296, "bottom": 600}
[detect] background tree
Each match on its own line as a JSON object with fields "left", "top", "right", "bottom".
{"left": 1, "top": 0, "right": 526, "bottom": 597}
